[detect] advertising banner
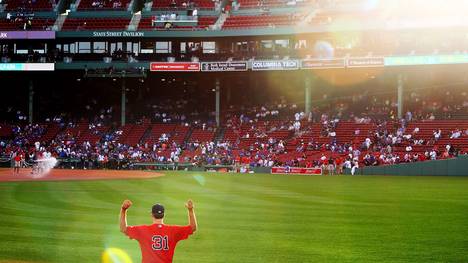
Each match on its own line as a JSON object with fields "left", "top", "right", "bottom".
{"left": 0, "top": 31, "right": 55, "bottom": 39}
{"left": 384, "top": 54, "right": 468, "bottom": 66}
{"left": 347, "top": 57, "right": 385, "bottom": 68}
{"left": 301, "top": 58, "right": 345, "bottom": 69}
{"left": 251, "top": 60, "right": 299, "bottom": 71}
{"left": 271, "top": 167, "right": 322, "bottom": 175}
{"left": 201, "top": 61, "right": 248, "bottom": 72}
{"left": 150, "top": 62, "right": 200, "bottom": 72}
{"left": 0, "top": 63, "right": 55, "bottom": 71}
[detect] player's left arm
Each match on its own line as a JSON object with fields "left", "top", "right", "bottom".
{"left": 119, "top": 200, "right": 132, "bottom": 235}
{"left": 185, "top": 200, "right": 197, "bottom": 232}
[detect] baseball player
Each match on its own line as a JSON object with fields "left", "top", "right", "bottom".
{"left": 13, "top": 152, "right": 22, "bottom": 174}
{"left": 120, "top": 199, "right": 197, "bottom": 263}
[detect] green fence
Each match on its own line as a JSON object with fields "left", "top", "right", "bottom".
{"left": 359, "top": 155, "right": 468, "bottom": 176}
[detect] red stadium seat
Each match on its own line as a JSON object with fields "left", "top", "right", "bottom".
{"left": 0, "top": 18, "right": 54, "bottom": 31}
{"left": 3, "top": 0, "right": 53, "bottom": 11}
{"left": 61, "top": 18, "right": 131, "bottom": 31}
{"left": 222, "top": 14, "right": 303, "bottom": 29}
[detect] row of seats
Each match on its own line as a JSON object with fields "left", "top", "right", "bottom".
{"left": 61, "top": 18, "right": 130, "bottom": 30}
{"left": 75, "top": 126, "right": 109, "bottom": 145}
{"left": 189, "top": 129, "right": 215, "bottom": 143}
{"left": 222, "top": 14, "right": 303, "bottom": 29}
{"left": 0, "top": 12, "right": 319, "bottom": 32}
{"left": 140, "top": 123, "right": 191, "bottom": 145}
{"left": 235, "top": 0, "right": 312, "bottom": 8}
{"left": 137, "top": 16, "right": 217, "bottom": 30}
{"left": 0, "top": 18, "right": 54, "bottom": 31}
{"left": 114, "top": 123, "right": 152, "bottom": 146}
{"left": 2, "top": 0, "right": 53, "bottom": 11}
{"left": 0, "top": 124, "right": 13, "bottom": 138}
{"left": 60, "top": 17, "right": 215, "bottom": 31}
{"left": 40, "top": 123, "right": 61, "bottom": 142}
{"left": 143, "top": 123, "right": 177, "bottom": 145}
{"left": 152, "top": 0, "right": 214, "bottom": 9}
{"left": 0, "top": 0, "right": 312, "bottom": 11}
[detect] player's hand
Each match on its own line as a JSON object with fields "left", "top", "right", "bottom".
{"left": 121, "top": 200, "right": 132, "bottom": 210}
{"left": 185, "top": 200, "right": 194, "bottom": 210}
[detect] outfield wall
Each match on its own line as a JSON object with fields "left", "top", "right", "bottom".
{"left": 358, "top": 155, "right": 468, "bottom": 176}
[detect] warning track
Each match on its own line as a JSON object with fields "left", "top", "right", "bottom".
{"left": 0, "top": 168, "right": 164, "bottom": 182}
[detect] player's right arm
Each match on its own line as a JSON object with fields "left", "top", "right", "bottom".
{"left": 120, "top": 199, "right": 132, "bottom": 235}
{"left": 185, "top": 200, "right": 197, "bottom": 232}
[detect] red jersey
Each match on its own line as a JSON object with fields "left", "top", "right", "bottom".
{"left": 14, "top": 155, "right": 22, "bottom": 162}
{"left": 335, "top": 158, "right": 342, "bottom": 166}
{"left": 126, "top": 224, "right": 193, "bottom": 263}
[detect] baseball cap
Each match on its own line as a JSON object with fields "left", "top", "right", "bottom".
{"left": 152, "top": 204, "right": 165, "bottom": 218}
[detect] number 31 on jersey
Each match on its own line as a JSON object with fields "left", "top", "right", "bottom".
{"left": 152, "top": 235, "right": 169, "bottom": 250}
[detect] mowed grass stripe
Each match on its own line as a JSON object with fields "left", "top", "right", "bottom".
{"left": 0, "top": 173, "right": 468, "bottom": 262}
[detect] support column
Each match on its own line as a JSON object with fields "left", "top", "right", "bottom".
{"left": 28, "top": 80, "right": 33, "bottom": 124}
{"left": 121, "top": 78, "right": 126, "bottom": 126}
{"left": 397, "top": 73, "right": 403, "bottom": 119}
{"left": 225, "top": 82, "right": 231, "bottom": 104}
{"left": 304, "top": 76, "right": 312, "bottom": 114}
{"left": 215, "top": 78, "right": 221, "bottom": 127}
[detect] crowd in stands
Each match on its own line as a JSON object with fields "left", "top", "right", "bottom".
{"left": 1, "top": 88, "right": 467, "bottom": 172}
{"left": 1, "top": 52, "right": 467, "bottom": 171}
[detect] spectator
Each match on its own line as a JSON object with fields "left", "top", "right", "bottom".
{"left": 433, "top": 129, "right": 441, "bottom": 141}
{"left": 450, "top": 129, "right": 461, "bottom": 139}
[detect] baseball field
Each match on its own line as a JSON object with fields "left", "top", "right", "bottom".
{"left": 0, "top": 169, "right": 467, "bottom": 263}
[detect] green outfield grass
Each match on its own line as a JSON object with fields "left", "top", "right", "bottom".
{"left": 0, "top": 172, "right": 468, "bottom": 262}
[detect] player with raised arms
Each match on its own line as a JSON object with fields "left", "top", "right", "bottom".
{"left": 120, "top": 199, "right": 197, "bottom": 263}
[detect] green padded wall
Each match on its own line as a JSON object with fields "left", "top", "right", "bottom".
{"left": 359, "top": 155, "right": 468, "bottom": 176}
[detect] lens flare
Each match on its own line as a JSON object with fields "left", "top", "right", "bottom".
{"left": 192, "top": 174, "right": 206, "bottom": 186}
{"left": 101, "top": 247, "right": 133, "bottom": 263}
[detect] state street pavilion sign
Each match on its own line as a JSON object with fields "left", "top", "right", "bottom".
{"left": 92, "top": 31, "right": 146, "bottom": 37}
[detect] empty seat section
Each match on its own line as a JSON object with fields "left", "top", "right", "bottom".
{"left": 189, "top": 129, "right": 215, "bottom": 143}
{"left": 0, "top": 124, "right": 13, "bottom": 138}
{"left": 0, "top": 18, "right": 54, "bottom": 30}
{"left": 236, "top": 0, "right": 305, "bottom": 8}
{"left": 172, "top": 126, "right": 190, "bottom": 144}
{"left": 3, "top": 0, "right": 53, "bottom": 11}
{"left": 222, "top": 15, "right": 301, "bottom": 29}
{"left": 144, "top": 124, "right": 176, "bottom": 144}
{"left": 152, "top": 0, "right": 214, "bottom": 9}
{"left": 61, "top": 18, "right": 130, "bottom": 30}
{"left": 124, "top": 124, "right": 150, "bottom": 146}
